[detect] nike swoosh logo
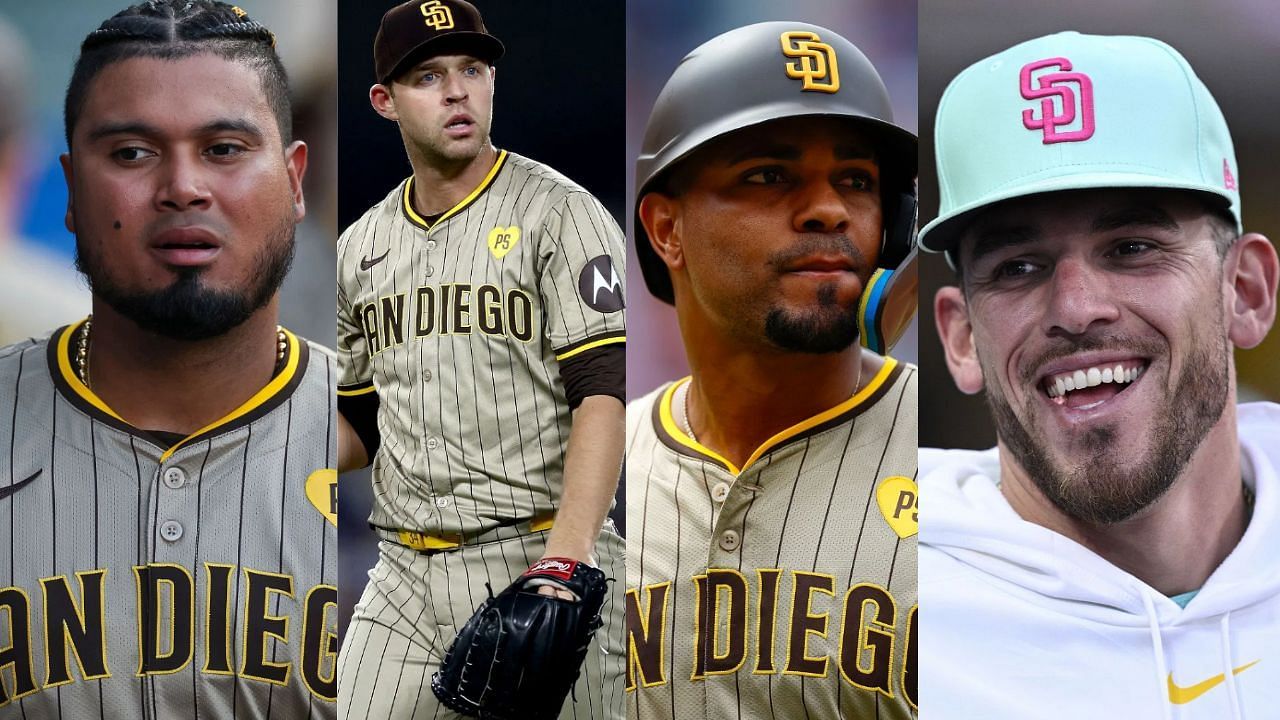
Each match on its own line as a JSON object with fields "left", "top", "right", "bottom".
{"left": 359, "top": 249, "right": 390, "bottom": 271}
{"left": 0, "top": 470, "right": 41, "bottom": 501}
{"left": 1168, "top": 660, "right": 1260, "bottom": 704}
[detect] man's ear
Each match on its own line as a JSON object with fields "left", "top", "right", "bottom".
{"left": 1224, "top": 232, "right": 1279, "bottom": 349}
{"left": 60, "top": 153, "right": 76, "bottom": 234}
{"left": 283, "top": 141, "right": 308, "bottom": 223}
{"left": 370, "top": 83, "right": 398, "bottom": 122}
{"left": 935, "top": 285, "right": 984, "bottom": 394}
{"left": 638, "top": 192, "right": 685, "bottom": 273}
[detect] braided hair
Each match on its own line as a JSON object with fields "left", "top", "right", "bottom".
{"left": 64, "top": 0, "right": 291, "bottom": 148}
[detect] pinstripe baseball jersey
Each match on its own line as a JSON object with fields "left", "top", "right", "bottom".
{"left": 336, "top": 149, "right": 627, "bottom": 536}
{"left": 0, "top": 322, "right": 338, "bottom": 719}
{"left": 625, "top": 359, "right": 918, "bottom": 720}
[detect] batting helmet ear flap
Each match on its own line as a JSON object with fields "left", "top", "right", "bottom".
{"left": 877, "top": 191, "right": 917, "bottom": 271}
{"left": 858, "top": 191, "right": 919, "bottom": 354}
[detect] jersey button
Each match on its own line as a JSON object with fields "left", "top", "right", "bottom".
{"left": 427, "top": 437, "right": 440, "bottom": 450}
{"left": 162, "top": 467, "right": 187, "bottom": 489}
{"left": 435, "top": 496, "right": 451, "bottom": 508}
{"left": 426, "top": 240, "right": 437, "bottom": 251}
{"left": 160, "top": 521, "right": 184, "bottom": 542}
{"left": 718, "top": 529, "right": 741, "bottom": 552}
{"left": 422, "top": 369, "right": 433, "bottom": 383}
{"left": 426, "top": 266, "right": 436, "bottom": 278}
{"left": 711, "top": 482, "right": 730, "bottom": 503}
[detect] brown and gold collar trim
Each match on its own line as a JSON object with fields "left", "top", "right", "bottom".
{"left": 401, "top": 149, "right": 509, "bottom": 232}
{"left": 652, "top": 357, "right": 904, "bottom": 476}
{"left": 48, "top": 319, "right": 309, "bottom": 460}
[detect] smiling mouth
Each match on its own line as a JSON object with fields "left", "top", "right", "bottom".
{"left": 1041, "top": 360, "right": 1149, "bottom": 409}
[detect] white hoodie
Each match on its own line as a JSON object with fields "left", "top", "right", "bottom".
{"left": 920, "top": 403, "right": 1280, "bottom": 719}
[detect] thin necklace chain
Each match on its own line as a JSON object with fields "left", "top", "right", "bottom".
{"left": 680, "top": 380, "right": 697, "bottom": 443}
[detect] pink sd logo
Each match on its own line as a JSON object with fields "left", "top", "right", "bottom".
{"left": 1020, "top": 57, "right": 1095, "bottom": 144}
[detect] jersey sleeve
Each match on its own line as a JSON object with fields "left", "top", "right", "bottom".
{"left": 538, "top": 191, "right": 627, "bottom": 361}
{"left": 336, "top": 274, "right": 374, "bottom": 396}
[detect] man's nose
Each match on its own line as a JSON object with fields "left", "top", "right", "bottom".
{"left": 1042, "top": 255, "right": 1121, "bottom": 337}
{"left": 154, "top": 153, "right": 212, "bottom": 211}
{"left": 793, "top": 179, "right": 850, "bottom": 234}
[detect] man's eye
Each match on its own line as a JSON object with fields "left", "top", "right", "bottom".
{"left": 839, "top": 175, "right": 874, "bottom": 191}
{"left": 995, "top": 259, "right": 1040, "bottom": 278}
{"left": 464, "top": 66, "right": 480, "bottom": 76}
{"left": 206, "top": 143, "right": 245, "bottom": 158}
{"left": 744, "top": 169, "right": 786, "bottom": 184}
{"left": 113, "top": 147, "right": 154, "bottom": 162}
{"left": 421, "top": 72, "right": 437, "bottom": 83}
{"left": 1111, "top": 240, "right": 1154, "bottom": 257}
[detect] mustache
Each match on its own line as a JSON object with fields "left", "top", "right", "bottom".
{"left": 1019, "top": 333, "right": 1164, "bottom": 385}
{"left": 766, "top": 233, "right": 868, "bottom": 271}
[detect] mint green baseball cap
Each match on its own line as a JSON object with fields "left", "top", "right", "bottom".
{"left": 919, "top": 32, "right": 1241, "bottom": 257}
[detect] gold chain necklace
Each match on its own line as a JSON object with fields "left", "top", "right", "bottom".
{"left": 74, "top": 316, "right": 288, "bottom": 388}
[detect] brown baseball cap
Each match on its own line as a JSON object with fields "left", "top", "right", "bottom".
{"left": 373, "top": 0, "right": 505, "bottom": 84}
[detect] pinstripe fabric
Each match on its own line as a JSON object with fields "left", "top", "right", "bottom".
{"left": 336, "top": 151, "right": 627, "bottom": 719}
{"left": 0, "top": 328, "right": 338, "bottom": 719}
{"left": 336, "top": 151, "right": 626, "bottom": 537}
{"left": 625, "top": 363, "right": 918, "bottom": 720}
{"left": 337, "top": 528, "right": 625, "bottom": 720}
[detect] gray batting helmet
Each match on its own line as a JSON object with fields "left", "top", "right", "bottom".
{"left": 633, "top": 21, "right": 918, "bottom": 304}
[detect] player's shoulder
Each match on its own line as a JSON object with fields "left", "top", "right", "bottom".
{"left": 282, "top": 329, "right": 337, "bottom": 378}
{"left": 0, "top": 328, "right": 57, "bottom": 371}
{"left": 0, "top": 333, "right": 48, "bottom": 360}
{"left": 298, "top": 335, "right": 337, "bottom": 362}
{"left": 0, "top": 329, "right": 60, "bottom": 411}
{"left": 336, "top": 179, "right": 407, "bottom": 257}
{"left": 625, "top": 381, "right": 674, "bottom": 442}
{"left": 503, "top": 151, "right": 587, "bottom": 193}
{"left": 502, "top": 150, "right": 609, "bottom": 212}
{"left": 889, "top": 357, "right": 918, "bottom": 387}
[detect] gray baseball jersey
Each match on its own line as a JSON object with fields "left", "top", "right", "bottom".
{"left": 336, "top": 150, "right": 627, "bottom": 720}
{"left": 0, "top": 322, "right": 338, "bottom": 719}
{"left": 625, "top": 359, "right": 918, "bottom": 720}
{"left": 336, "top": 149, "right": 627, "bottom": 537}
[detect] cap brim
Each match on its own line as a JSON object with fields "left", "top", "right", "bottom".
{"left": 919, "top": 171, "right": 1238, "bottom": 256}
{"left": 382, "top": 33, "right": 505, "bottom": 83}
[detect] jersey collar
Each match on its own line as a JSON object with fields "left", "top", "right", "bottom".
{"left": 48, "top": 319, "right": 310, "bottom": 460}
{"left": 401, "top": 149, "right": 509, "bottom": 231}
{"left": 652, "top": 357, "right": 904, "bottom": 476}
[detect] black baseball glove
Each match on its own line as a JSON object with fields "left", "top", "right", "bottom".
{"left": 431, "top": 557, "right": 610, "bottom": 719}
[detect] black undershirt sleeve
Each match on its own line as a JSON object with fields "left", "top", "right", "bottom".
{"left": 338, "top": 389, "right": 381, "bottom": 460}
{"left": 558, "top": 344, "right": 625, "bottom": 409}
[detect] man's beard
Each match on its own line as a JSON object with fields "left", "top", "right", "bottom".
{"left": 764, "top": 283, "right": 861, "bottom": 353}
{"left": 984, "top": 330, "right": 1230, "bottom": 525}
{"left": 76, "top": 218, "right": 296, "bottom": 341}
{"left": 760, "top": 233, "right": 866, "bottom": 354}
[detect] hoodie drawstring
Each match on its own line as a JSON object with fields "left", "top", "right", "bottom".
{"left": 1141, "top": 591, "right": 1175, "bottom": 720}
{"left": 1221, "top": 612, "right": 1244, "bottom": 719}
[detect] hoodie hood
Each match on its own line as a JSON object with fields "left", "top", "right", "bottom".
{"left": 924, "top": 402, "right": 1280, "bottom": 619}
{"left": 919, "top": 402, "right": 1280, "bottom": 719}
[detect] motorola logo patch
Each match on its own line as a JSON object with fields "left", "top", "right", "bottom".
{"left": 578, "top": 255, "right": 624, "bottom": 313}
